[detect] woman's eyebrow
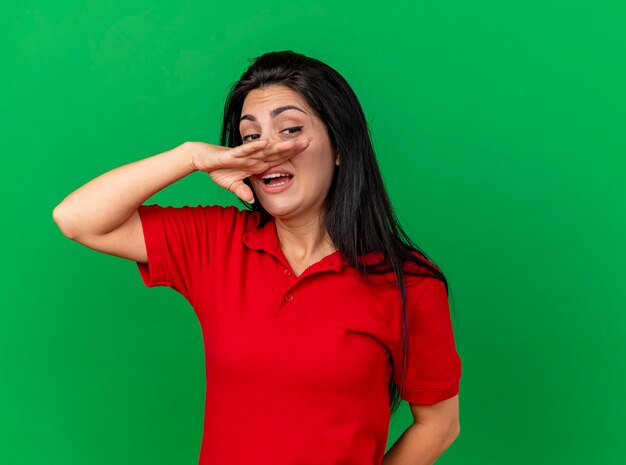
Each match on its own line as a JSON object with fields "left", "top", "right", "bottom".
{"left": 240, "top": 105, "right": 307, "bottom": 122}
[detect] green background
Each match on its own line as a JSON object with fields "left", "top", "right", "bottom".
{"left": 3, "top": 1, "right": 625, "bottom": 464}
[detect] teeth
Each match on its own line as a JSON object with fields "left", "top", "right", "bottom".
{"left": 262, "top": 173, "right": 291, "bottom": 179}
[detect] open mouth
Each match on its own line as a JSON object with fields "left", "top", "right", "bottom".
{"left": 262, "top": 173, "right": 294, "bottom": 187}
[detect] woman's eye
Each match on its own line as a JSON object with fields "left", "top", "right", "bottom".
{"left": 241, "top": 134, "right": 260, "bottom": 143}
{"left": 282, "top": 126, "right": 304, "bottom": 136}
{"left": 242, "top": 126, "right": 303, "bottom": 143}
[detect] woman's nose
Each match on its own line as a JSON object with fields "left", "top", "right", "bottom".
{"left": 265, "top": 135, "right": 285, "bottom": 146}
{"left": 265, "top": 132, "right": 281, "bottom": 144}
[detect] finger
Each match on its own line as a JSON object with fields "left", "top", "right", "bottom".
{"left": 230, "top": 180, "right": 255, "bottom": 203}
{"left": 232, "top": 137, "right": 311, "bottom": 160}
{"left": 229, "top": 139, "right": 269, "bottom": 157}
{"left": 261, "top": 142, "right": 311, "bottom": 164}
{"left": 265, "top": 137, "right": 312, "bottom": 155}
{"left": 236, "top": 149, "right": 302, "bottom": 175}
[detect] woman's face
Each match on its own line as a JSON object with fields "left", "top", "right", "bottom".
{"left": 239, "top": 85, "right": 339, "bottom": 223}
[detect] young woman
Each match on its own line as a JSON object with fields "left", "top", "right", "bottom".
{"left": 53, "top": 50, "right": 462, "bottom": 465}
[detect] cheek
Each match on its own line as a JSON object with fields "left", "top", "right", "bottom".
{"left": 297, "top": 161, "right": 335, "bottom": 191}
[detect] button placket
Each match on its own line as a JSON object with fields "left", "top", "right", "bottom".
{"left": 281, "top": 269, "right": 294, "bottom": 308}
{"left": 271, "top": 279, "right": 297, "bottom": 319}
{"left": 271, "top": 257, "right": 342, "bottom": 320}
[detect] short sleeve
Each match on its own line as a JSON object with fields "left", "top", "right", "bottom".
{"left": 135, "top": 203, "right": 221, "bottom": 303}
{"left": 392, "top": 277, "right": 462, "bottom": 405}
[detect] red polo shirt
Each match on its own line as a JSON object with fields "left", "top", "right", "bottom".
{"left": 135, "top": 203, "right": 462, "bottom": 465}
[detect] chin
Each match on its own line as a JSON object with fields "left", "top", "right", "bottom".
{"left": 251, "top": 183, "right": 290, "bottom": 213}
{"left": 259, "top": 201, "right": 299, "bottom": 219}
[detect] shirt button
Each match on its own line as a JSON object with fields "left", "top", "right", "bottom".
{"left": 285, "top": 293, "right": 294, "bottom": 302}
{"left": 284, "top": 269, "right": 292, "bottom": 277}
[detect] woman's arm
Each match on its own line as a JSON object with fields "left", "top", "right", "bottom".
{"left": 52, "top": 142, "right": 198, "bottom": 240}
{"left": 382, "top": 395, "right": 460, "bottom": 465}
{"left": 52, "top": 142, "right": 207, "bottom": 263}
{"left": 52, "top": 138, "right": 309, "bottom": 261}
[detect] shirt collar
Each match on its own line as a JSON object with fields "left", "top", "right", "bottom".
{"left": 243, "top": 214, "right": 346, "bottom": 274}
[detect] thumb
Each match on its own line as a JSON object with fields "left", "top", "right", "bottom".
{"left": 231, "top": 180, "right": 255, "bottom": 204}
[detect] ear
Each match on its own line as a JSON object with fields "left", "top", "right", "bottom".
{"left": 335, "top": 152, "right": 340, "bottom": 166}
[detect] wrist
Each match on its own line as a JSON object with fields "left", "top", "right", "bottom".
{"left": 179, "top": 141, "right": 201, "bottom": 172}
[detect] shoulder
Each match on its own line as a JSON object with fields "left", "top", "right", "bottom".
{"left": 361, "top": 249, "right": 441, "bottom": 285}
{"left": 140, "top": 203, "right": 258, "bottom": 223}
{"left": 355, "top": 249, "right": 445, "bottom": 301}
{"left": 404, "top": 249, "right": 443, "bottom": 286}
{"left": 199, "top": 203, "right": 257, "bottom": 222}
{"left": 404, "top": 252, "right": 449, "bottom": 315}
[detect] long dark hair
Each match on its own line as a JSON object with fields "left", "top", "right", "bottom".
{"left": 220, "top": 50, "right": 449, "bottom": 416}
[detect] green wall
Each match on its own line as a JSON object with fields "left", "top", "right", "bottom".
{"left": 3, "top": 1, "right": 625, "bottom": 464}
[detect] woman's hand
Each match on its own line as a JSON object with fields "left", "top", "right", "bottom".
{"left": 188, "top": 138, "right": 311, "bottom": 203}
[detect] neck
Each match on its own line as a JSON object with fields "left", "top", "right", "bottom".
{"left": 274, "top": 213, "right": 336, "bottom": 263}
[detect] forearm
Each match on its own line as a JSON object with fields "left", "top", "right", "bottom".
{"left": 53, "top": 142, "right": 197, "bottom": 238}
{"left": 382, "top": 422, "right": 457, "bottom": 465}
